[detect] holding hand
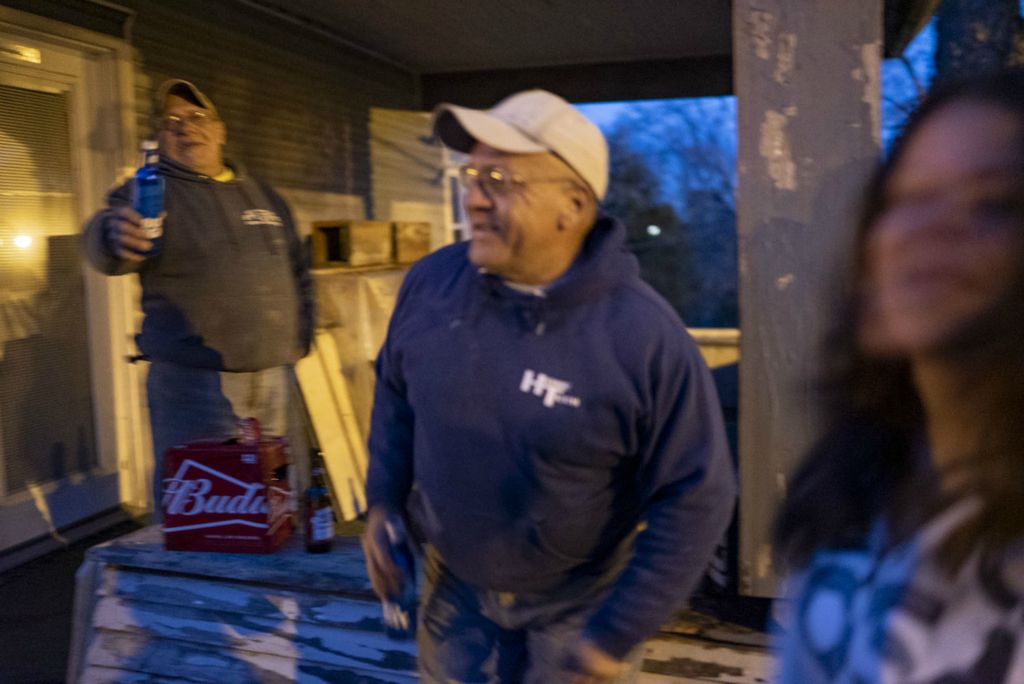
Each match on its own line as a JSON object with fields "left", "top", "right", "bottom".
{"left": 565, "top": 638, "right": 631, "bottom": 684}
{"left": 361, "top": 505, "right": 405, "bottom": 600}
{"left": 106, "top": 205, "right": 157, "bottom": 261}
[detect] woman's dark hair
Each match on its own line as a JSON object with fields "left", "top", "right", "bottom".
{"left": 774, "top": 67, "right": 1024, "bottom": 573}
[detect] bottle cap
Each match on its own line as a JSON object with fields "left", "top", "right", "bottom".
{"left": 141, "top": 140, "right": 158, "bottom": 151}
{"left": 237, "top": 417, "right": 261, "bottom": 445}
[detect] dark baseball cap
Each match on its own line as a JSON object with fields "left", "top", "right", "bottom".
{"left": 152, "top": 78, "right": 218, "bottom": 125}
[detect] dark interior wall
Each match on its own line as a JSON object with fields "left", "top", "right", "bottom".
{"left": 7, "top": 0, "right": 421, "bottom": 201}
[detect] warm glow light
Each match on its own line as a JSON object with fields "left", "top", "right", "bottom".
{"left": 13, "top": 235, "right": 32, "bottom": 249}
{"left": 646, "top": 225, "right": 662, "bottom": 237}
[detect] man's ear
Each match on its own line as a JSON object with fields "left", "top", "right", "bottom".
{"left": 558, "top": 184, "right": 589, "bottom": 232}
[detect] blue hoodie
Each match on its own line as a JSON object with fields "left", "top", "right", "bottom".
{"left": 366, "top": 216, "right": 736, "bottom": 659}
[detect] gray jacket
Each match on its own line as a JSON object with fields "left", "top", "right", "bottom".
{"left": 83, "top": 158, "right": 313, "bottom": 371}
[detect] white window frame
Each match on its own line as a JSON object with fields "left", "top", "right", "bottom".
{"left": 0, "top": 7, "right": 149, "bottom": 539}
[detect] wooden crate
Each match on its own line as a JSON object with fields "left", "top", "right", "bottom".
{"left": 392, "top": 221, "right": 432, "bottom": 264}
{"left": 312, "top": 220, "right": 392, "bottom": 268}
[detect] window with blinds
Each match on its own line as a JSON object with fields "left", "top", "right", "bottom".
{"left": 0, "top": 83, "right": 97, "bottom": 496}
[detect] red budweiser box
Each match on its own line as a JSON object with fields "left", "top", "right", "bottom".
{"left": 162, "top": 426, "right": 292, "bottom": 553}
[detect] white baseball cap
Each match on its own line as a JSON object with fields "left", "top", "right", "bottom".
{"left": 432, "top": 89, "right": 609, "bottom": 200}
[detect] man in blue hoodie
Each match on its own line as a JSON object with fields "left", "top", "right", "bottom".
{"left": 83, "top": 79, "right": 313, "bottom": 519}
{"left": 362, "top": 89, "right": 735, "bottom": 682}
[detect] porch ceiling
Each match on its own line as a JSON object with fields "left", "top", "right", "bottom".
{"left": 274, "top": 0, "right": 731, "bottom": 73}
{"left": 249, "top": 0, "right": 734, "bottom": 105}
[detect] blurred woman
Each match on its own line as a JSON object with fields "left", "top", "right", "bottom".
{"left": 774, "top": 68, "right": 1024, "bottom": 683}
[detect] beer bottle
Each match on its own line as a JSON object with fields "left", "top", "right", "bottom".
{"left": 304, "top": 451, "right": 333, "bottom": 553}
{"left": 382, "top": 515, "right": 417, "bottom": 640}
{"left": 132, "top": 140, "right": 164, "bottom": 257}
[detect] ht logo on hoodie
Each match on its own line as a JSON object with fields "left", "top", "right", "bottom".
{"left": 520, "top": 369, "right": 581, "bottom": 408}
{"left": 240, "top": 209, "right": 283, "bottom": 228}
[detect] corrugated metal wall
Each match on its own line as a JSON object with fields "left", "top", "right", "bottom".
{"left": 120, "top": 0, "right": 421, "bottom": 210}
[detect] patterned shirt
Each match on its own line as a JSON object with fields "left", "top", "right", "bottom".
{"left": 775, "top": 500, "right": 1024, "bottom": 683}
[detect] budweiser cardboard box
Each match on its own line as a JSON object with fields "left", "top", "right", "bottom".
{"left": 162, "top": 424, "right": 292, "bottom": 553}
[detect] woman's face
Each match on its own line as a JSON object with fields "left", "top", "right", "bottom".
{"left": 859, "top": 100, "right": 1024, "bottom": 359}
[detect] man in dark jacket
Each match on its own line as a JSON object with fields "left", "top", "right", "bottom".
{"left": 82, "top": 79, "right": 313, "bottom": 519}
{"left": 362, "top": 89, "right": 735, "bottom": 682}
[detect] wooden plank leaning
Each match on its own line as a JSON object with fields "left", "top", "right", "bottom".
{"left": 295, "top": 330, "right": 370, "bottom": 520}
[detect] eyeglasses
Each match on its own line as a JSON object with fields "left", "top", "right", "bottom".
{"left": 458, "top": 164, "right": 582, "bottom": 197}
{"left": 159, "top": 109, "right": 216, "bottom": 132}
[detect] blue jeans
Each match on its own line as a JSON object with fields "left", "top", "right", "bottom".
{"left": 146, "top": 361, "right": 289, "bottom": 521}
{"left": 417, "top": 548, "right": 643, "bottom": 683}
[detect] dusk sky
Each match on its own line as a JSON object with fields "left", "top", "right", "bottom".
{"left": 578, "top": 15, "right": 940, "bottom": 148}
{"left": 579, "top": 4, "right": 1024, "bottom": 147}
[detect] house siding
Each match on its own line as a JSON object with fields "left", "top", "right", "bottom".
{"left": 12, "top": 0, "right": 421, "bottom": 209}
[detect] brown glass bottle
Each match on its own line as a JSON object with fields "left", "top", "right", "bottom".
{"left": 304, "top": 451, "right": 334, "bottom": 553}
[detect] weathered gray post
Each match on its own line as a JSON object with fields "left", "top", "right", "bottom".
{"left": 733, "top": 1, "right": 883, "bottom": 596}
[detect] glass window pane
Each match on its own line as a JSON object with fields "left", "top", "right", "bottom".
{"left": 0, "top": 84, "right": 97, "bottom": 495}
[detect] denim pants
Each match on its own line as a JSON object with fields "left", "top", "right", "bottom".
{"left": 146, "top": 361, "right": 289, "bottom": 520}
{"left": 417, "top": 548, "right": 643, "bottom": 683}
